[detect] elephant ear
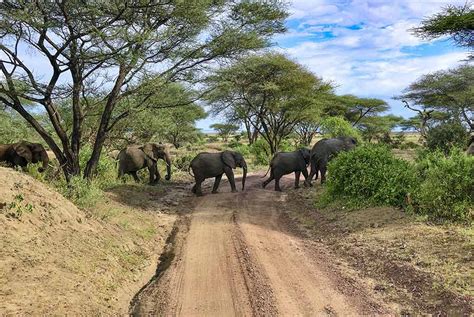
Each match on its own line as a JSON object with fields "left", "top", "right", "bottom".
{"left": 140, "top": 144, "right": 157, "bottom": 162}
{"left": 221, "top": 151, "right": 236, "bottom": 169}
{"left": 13, "top": 144, "right": 32, "bottom": 162}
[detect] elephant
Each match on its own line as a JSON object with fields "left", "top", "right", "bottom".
{"left": 189, "top": 150, "right": 247, "bottom": 196}
{"left": 0, "top": 141, "right": 49, "bottom": 172}
{"left": 262, "top": 148, "right": 311, "bottom": 192}
{"left": 305, "top": 136, "right": 357, "bottom": 186}
{"left": 118, "top": 143, "right": 171, "bottom": 184}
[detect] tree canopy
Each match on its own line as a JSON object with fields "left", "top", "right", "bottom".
{"left": 0, "top": 0, "right": 287, "bottom": 180}
{"left": 210, "top": 123, "right": 239, "bottom": 142}
{"left": 398, "top": 64, "right": 474, "bottom": 132}
{"left": 207, "top": 53, "right": 332, "bottom": 153}
{"left": 413, "top": 3, "right": 474, "bottom": 58}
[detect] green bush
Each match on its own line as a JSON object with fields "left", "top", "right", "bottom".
{"left": 79, "top": 145, "right": 118, "bottom": 189}
{"left": 207, "top": 135, "right": 219, "bottom": 142}
{"left": 426, "top": 121, "right": 469, "bottom": 154}
{"left": 249, "top": 139, "right": 295, "bottom": 165}
{"left": 57, "top": 176, "right": 103, "bottom": 208}
{"left": 173, "top": 152, "right": 197, "bottom": 172}
{"left": 250, "top": 139, "right": 271, "bottom": 165}
{"left": 230, "top": 144, "right": 251, "bottom": 157}
{"left": 399, "top": 141, "right": 420, "bottom": 150}
{"left": 410, "top": 149, "right": 473, "bottom": 222}
{"left": 324, "top": 144, "right": 417, "bottom": 207}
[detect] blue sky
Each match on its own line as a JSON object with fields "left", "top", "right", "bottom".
{"left": 197, "top": 0, "right": 470, "bottom": 131}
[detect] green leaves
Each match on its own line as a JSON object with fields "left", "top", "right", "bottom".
{"left": 207, "top": 52, "right": 332, "bottom": 153}
{"left": 319, "top": 116, "right": 361, "bottom": 141}
{"left": 324, "top": 144, "right": 417, "bottom": 207}
{"left": 413, "top": 3, "right": 474, "bottom": 54}
{"left": 398, "top": 64, "right": 474, "bottom": 130}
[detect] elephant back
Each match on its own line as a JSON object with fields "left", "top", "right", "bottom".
{"left": 119, "top": 146, "right": 147, "bottom": 169}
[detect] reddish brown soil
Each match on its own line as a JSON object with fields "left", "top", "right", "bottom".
{"left": 131, "top": 174, "right": 390, "bottom": 315}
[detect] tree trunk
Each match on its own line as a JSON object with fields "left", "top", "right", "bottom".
{"left": 83, "top": 65, "right": 129, "bottom": 179}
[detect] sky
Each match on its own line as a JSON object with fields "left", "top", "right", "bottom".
{"left": 197, "top": 0, "right": 471, "bottom": 131}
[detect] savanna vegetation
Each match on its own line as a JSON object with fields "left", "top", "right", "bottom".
{"left": 0, "top": 1, "right": 473, "bottom": 314}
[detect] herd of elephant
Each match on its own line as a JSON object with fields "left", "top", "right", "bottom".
{"left": 113, "top": 136, "right": 358, "bottom": 196}
{"left": 0, "top": 137, "right": 358, "bottom": 196}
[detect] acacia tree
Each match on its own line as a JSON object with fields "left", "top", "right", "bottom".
{"left": 357, "top": 115, "right": 403, "bottom": 143}
{"left": 397, "top": 64, "right": 474, "bottom": 132}
{"left": 207, "top": 53, "right": 331, "bottom": 154}
{"left": 210, "top": 123, "right": 239, "bottom": 142}
{"left": 413, "top": 3, "right": 474, "bottom": 58}
{"left": 333, "top": 95, "right": 389, "bottom": 126}
{"left": 0, "top": 0, "right": 287, "bottom": 180}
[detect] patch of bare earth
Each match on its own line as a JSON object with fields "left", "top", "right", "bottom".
{"left": 287, "top": 185, "right": 473, "bottom": 315}
{"left": 131, "top": 174, "right": 391, "bottom": 316}
{"left": 0, "top": 166, "right": 188, "bottom": 315}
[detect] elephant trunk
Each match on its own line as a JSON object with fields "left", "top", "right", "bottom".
{"left": 242, "top": 160, "right": 247, "bottom": 190}
{"left": 165, "top": 152, "right": 172, "bottom": 181}
{"left": 39, "top": 149, "right": 49, "bottom": 173}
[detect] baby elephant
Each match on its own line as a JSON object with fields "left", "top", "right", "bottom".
{"left": 262, "top": 148, "right": 311, "bottom": 191}
{"left": 189, "top": 150, "right": 247, "bottom": 196}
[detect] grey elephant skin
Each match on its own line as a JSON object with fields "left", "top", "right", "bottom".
{"left": 262, "top": 148, "right": 311, "bottom": 191}
{"left": 118, "top": 143, "right": 171, "bottom": 184}
{"left": 305, "top": 136, "right": 357, "bottom": 186}
{"left": 0, "top": 140, "right": 49, "bottom": 172}
{"left": 190, "top": 150, "right": 247, "bottom": 196}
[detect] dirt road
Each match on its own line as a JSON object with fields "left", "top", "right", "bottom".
{"left": 131, "top": 174, "right": 389, "bottom": 316}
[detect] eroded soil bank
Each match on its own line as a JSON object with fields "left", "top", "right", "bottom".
{"left": 0, "top": 167, "right": 188, "bottom": 315}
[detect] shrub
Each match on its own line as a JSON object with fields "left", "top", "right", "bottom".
{"left": 207, "top": 135, "right": 219, "bottom": 142}
{"left": 249, "top": 139, "right": 295, "bottom": 165}
{"left": 230, "top": 144, "right": 251, "bottom": 157}
{"left": 324, "top": 144, "right": 417, "bottom": 207}
{"left": 426, "top": 121, "right": 469, "bottom": 154}
{"left": 173, "top": 152, "right": 196, "bottom": 172}
{"left": 57, "top": 176, "right": 103, "bottom": 208}
{"left": 228, "top": 140, "right": 242, "bottom": 149}
{"left": 410, "top": 149, "right": 473, "bottom": 223}
{"left": 250, "top": 139, "right": 271, "bottom": 165}
{"left": 79, "top": 145, "right": 118, "bottom": 189}
{"left": 319, "top": 116, "right": 361, "bottom": 141}
{"left": 399, "top": 141, "right": 420, "bottom": 150}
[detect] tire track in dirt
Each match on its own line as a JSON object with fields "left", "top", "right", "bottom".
{"left": 131, "top": 174, "right": 390, "bottom": 316}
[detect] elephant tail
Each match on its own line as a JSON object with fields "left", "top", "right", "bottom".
{"left": 261, "top": 166, "right": 271, "bottom": 178}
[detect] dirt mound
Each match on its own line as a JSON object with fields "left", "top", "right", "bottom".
{"left": 0, "top": 167, "right": 177, "bottom": 315}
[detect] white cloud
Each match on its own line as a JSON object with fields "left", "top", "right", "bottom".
{"left": 274, "top": 0, "right": 472, "bottom": 119}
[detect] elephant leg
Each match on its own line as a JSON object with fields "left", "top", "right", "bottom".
{"left": 148, "top": 164, "right": 158, "bottom": 185}
{"left": 302, "top": 167, "right": 310, "bottom": 187}
{"left": 274, "top": 175, "right": 282, "bottom": 192}
{"left": 212, "top": 174, "right": 223, "bottom": 193}
{"left": 274, "top": 179, "right": 282, "bottom": 192}
{"left": 320, "top": 161, "right": 328, "bottom": 184}
{"left": 306, "top": 160, "right": 317, "bottom": 185}
{"left": 223, "top": 167, "right": 237, "bottom": 193}
{"left": 262, "top": 170, "right": 274, "bottom": 188}
{"left": 131, "top": 171, "right": 140, "bottom": 183}
{"left": 294, "top": 171, "right": 301, "bottom": 189}
{"left": 194, "top": 178, "right": 204, "bottom": 196}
